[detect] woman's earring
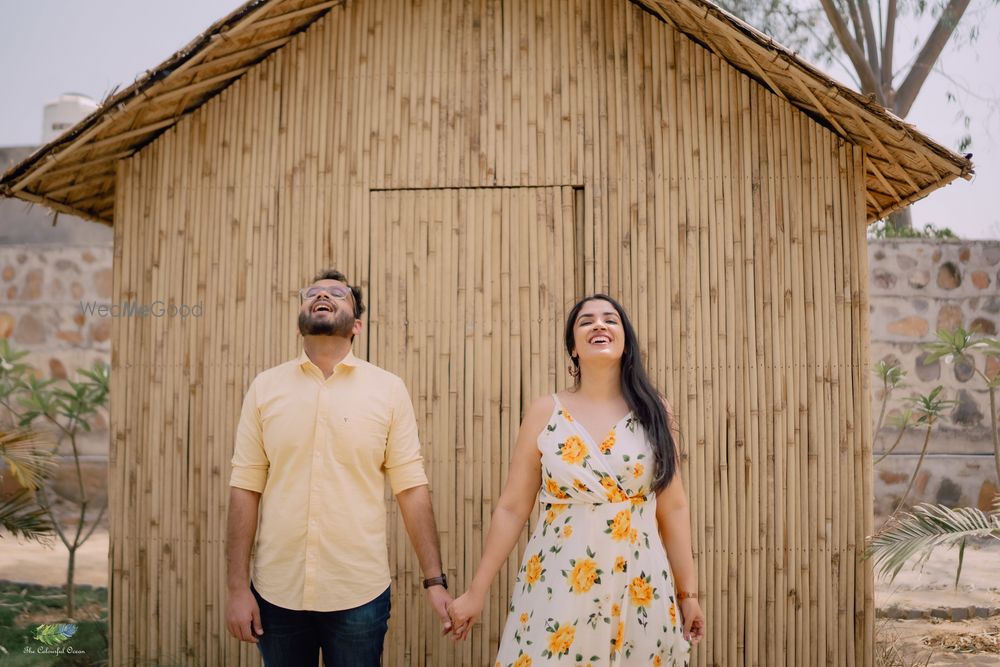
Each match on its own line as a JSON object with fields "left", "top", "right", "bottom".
{"left": 568, "top": 364, "right": 579, "bottom": 378}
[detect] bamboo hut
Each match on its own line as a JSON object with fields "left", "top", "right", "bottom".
{"left": 0, "top": 0, "right": 972, "bottom": 664}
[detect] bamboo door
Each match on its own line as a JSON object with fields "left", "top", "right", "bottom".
{"left": 369, "top": 186, "right": 584, "bottom": 666}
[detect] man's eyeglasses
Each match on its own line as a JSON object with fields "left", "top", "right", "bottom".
{"left": 299, "top": 285, "right": 353, "bottom": 303}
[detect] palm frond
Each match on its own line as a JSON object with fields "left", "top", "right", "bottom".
{"left": 0, "top": 488, "right": 53, "bottom": 542}
{"left": 865, "top": 503, "right": 1000, "bottom": 584}
{"left": 0, "top": 428, "right": 54, "bottom": 489}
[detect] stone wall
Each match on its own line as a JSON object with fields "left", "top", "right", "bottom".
{"left": 0, "top": 244, "right": 112, "bottom": 506}
{"left": 868, "top": 239, "right": 1000, "bottom": 516}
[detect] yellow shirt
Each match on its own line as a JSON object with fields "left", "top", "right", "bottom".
{"left": 229, "top": 350, "right": 428, "bottom": 611}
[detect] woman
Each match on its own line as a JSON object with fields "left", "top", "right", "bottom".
{"left": 447, "top": 295, "right": 705, "bottom": 665}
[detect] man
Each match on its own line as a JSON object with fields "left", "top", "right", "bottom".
{"left": 226, "top": 269, "right": 453, "bottom": 666}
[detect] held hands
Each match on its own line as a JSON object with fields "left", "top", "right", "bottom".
{"left": 679, "top": 597, "right": 706, "bottom": 645}
{"left": 445, "top": 588, "right": 486, "bottom": 641}
{"left": 425, "top": 585, "right": 456, "bottom": 636}
{"left": 226, "top": 587, "right": 264, "bottom": 643}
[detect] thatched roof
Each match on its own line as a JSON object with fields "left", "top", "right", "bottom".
{"left": 0, "top": 0, "right": 973, "bottom": 225}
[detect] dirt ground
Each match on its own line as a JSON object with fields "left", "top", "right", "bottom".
{"left": 0, "top": 529, "right": 997, "bottom": 664}
{"left": 876, "top": 539, "right": 1000, "bottom": 665}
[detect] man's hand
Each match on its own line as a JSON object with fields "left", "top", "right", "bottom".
{"left": 424, "top": 585, "right": 454, "bottom": 636}
{"left": 226, "top": 587, "right": 264, "bottom": 643}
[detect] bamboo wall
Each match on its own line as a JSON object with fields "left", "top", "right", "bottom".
{"left": 108, "top": 0, "right": 874, "bottom": 664}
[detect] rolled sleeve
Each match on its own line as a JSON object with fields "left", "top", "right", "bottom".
{"left": 230, "top": 378, "right": 269, "bottom": 492}
{"left": 384, "top": 378, "right": 429, "bottom": 494}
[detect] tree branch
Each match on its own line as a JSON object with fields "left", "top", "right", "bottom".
{"left": 844, "top": 0, "right": 868, "bottom": 49}
{"left": 819, "top": 0, "right": 883, "bottom": 99}
{"left": 858, "top": 0, "right": 883, "bottom": 82}
{"left": 894, "top": 0, "right": 972, "bottom": 116}
{"left": 882, "top": 0, "right": 897, "bottom": 96}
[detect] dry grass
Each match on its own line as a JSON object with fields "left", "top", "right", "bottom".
{"left": 923, "top": 624, "right": 1000, "bottom": 654}
{"left": 875, "top": 618, "right": 934, "bottom": 667}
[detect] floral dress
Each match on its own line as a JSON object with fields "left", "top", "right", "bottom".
{"left": 494, "top": 395, "right": 690, "bottom": 667}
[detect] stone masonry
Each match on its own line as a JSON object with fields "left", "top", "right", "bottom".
{"left": 0, "top": 245, "right": 112, "bottom": 507}
{"left": 868, "top": 239, "right": 1000, "bottom": 516}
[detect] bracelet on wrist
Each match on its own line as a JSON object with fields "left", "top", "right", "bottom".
{"left": 676, "top": 591, "right": 698, "bottom": 601}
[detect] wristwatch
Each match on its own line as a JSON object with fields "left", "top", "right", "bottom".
{"left": 422, "top": 574, "right": 448, "bottom": 590}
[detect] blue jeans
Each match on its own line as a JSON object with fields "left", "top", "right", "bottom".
{"left": 251, "top": 584, "right": 391, "bottom": 667}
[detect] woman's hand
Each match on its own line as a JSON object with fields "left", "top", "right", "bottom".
{"left": 679, "top": 597, "right": 705, "bottom": 644}
{"left": 446, "top": 589, "right": 486, "bottom": 641}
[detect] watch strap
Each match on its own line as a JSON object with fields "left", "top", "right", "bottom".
{"left": 422, "top": 574, "right": 448, "bottom": 590}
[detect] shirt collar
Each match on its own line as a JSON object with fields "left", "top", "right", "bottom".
{"left": 296, "top": 348, "right": 361, "bottom": 373}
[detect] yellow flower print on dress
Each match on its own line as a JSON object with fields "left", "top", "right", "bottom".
{"left": 566, "top": 558, "right": 600, "bottom": 593}
{"left": 542, "top": 621, "right": 577, "bottom": 658}
{"left": 544, "top": 503, "right": 568, "bottom": 526}
{"left": 523, "top": 551, "right": 546, "bottom": 591}
{"left": 559, "top": 435, "right": 588, "bottom": 464}
{"left": 668, "top": 603, "right": 677, "bottom": 626}
{"left": 493, "top": 395, "right": 690, "bottom": 665}
{"left": 611, "top": 620, "right": 625, "bottom": 653}
{"left": 600, "top": 430, "right": 616, "bottom": 454}
{"left": 653, "top": 655, "right": 663, "bottom": 667}
{"left": 599, "top": 475, "right": 627, "bottom": 503}
{"left": 606, "top": 508, "right": 631, "bottom": 541}
{"left": 629, "top": 574, "right": 655, "bottom": 607}
{"left": 546, "top": 477, "right": 570, "bottom": 499}
{"left": 628, "top": 572, "right": 661, "bottom": 623}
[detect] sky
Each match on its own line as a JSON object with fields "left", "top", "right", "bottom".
{"left": 1, "top": 0, "right": 997, "bottom": 239}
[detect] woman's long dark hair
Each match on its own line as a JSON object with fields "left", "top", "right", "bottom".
{"left": 564, "top": 294, "right": 678, "bottom": 492}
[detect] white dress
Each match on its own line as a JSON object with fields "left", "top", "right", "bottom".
{"left": 494, "top": 395, "right": 691, "bottom": 667}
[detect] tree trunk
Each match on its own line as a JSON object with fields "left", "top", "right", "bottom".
{"left": 888, "top": 206, "right": 912, "bottom": 233}
{"left": 66, "top": 547, "right": 76, "bottom": 618}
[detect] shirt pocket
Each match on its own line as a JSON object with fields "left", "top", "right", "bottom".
{"left": 329, "top": 413, "right": 389, "bottom": 468}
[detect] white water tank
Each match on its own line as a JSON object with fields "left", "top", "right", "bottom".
{"left": 42, "top": 93, "right": 99, "bottom": 143}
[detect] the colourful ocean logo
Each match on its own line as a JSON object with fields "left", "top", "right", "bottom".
{"left": 32, "top": 623, "right": 77, "bottom": 646}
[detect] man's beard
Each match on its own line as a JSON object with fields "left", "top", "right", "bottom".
{"left": 298, "top": 308, "right": 355, "bottom": 337}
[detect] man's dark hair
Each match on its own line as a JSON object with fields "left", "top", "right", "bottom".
{"left": 311, "top": 269, "right": 366, "bottom": 319}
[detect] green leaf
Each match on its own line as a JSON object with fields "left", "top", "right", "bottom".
{"left": 954, "top": 538, "right": 966, "bottom": 590}
{"left": 0, "top": 428, "right": 54, "bottom": 489}
{"left": 865, "top": 503, "right": 1000, "bottom": 584}
{"left": 0, "top": 489, "right": 52, "bottom": 542}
